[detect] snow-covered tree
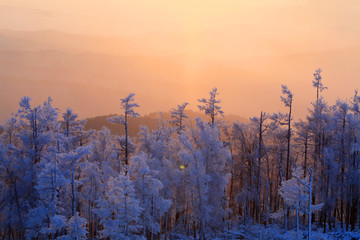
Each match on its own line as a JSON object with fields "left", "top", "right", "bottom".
{"left": 94, "top": 172, "right": 142, "bottom": 239}
{"left": 198, "top": 88, "right": 224, "bottom": 126}
{"left": 137, "top": 121, "right": 178, "bottom": 238}
{"left": 277, "top": 167, "right": 323, "bottom": 239}
{"left": 14, "top": 97, "right": 60, "bottom": 239}
{"left": 171, "top": 102, "right": 189, "bottom": 133}
{"left": 279, "top": 168, "right": 323, "bottom": 240}
{"left": 59, "top": 108, "right": 92, "bottom": 240}
{"left": 79, "top": 127, "right": 117, "bottom": 238}
{"left": 179, "top": 118, "right": 230, "bottom": 239}
{"left": 108, "top": 93, "right": 139, "bottom": 170}
{"left": 312, "top": 68, "right": 327, "bottom": 103}
{"left": 131, "top": 152, "right": 171, "bottom": 239}
{"left": 280, "top": 85, "right": 294, "bottom": 180}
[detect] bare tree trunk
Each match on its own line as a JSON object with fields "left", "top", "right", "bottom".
{"left": 257, "top": 112, "right": 263, "bottom": 224}
{"left": 164, "top": 210, "right": 169, "bottom": 240}
{"left": 285, "top": 103, "right": 292, "bottom": 181}
{"left": 309, "top": 171, "right": 313, "bottom": 240}
{"left": 72, "top": 157, "right": 78, "bottom": 240}
{"left": 13, "top": 181, "right": 24, "bottom": 240}
{"left": 124, "top": 112, "right": 129, "bottom": 175}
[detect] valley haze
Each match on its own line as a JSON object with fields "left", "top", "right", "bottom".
{"left": 1, "top": 0, "right": 360, "bottom": 122}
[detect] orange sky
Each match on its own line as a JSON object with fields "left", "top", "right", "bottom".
{"left": 0, "top": 0, "right": 360, "bottom": 121}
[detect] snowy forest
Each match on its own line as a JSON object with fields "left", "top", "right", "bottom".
{"left": 0, "top": 69, "right": 359, "bottom": 240}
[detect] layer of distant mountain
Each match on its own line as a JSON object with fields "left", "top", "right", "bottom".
{"left": 1, "top": 29, "right": 360, "bottom": 123}
{"left": 0, "top": 29, "right": 258, "bottom": 122}
{"left": 84, "top": 110, "right": 247, "bottom": 137}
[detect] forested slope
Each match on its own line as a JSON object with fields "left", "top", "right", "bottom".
{"left": 0, "top": 70, "right": 359, "bottom": 240}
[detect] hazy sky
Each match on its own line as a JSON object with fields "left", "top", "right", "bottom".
{"left": 0, "top": 0, "right": 360, "bottom": 121}
{"left": 1, "top": 0, "right": 359, "bottom": 37}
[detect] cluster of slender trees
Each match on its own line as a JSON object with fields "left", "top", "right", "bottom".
{"left": 0, "top": 69, "right": 359, "bottom": 239}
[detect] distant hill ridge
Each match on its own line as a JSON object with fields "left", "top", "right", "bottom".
{"left": 84, "top": 110, "right": 247, "bottom": 137}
